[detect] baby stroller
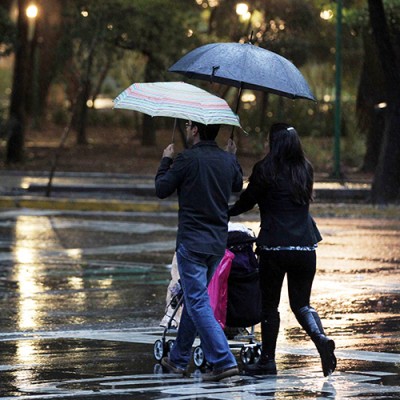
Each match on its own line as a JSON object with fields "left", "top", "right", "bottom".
{"left": 222, "top": 223, "right": 262, "bottom": 366}
{"left": 153, "top": 223, "right": 262, "bottom": 369}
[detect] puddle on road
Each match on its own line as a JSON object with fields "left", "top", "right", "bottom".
{"left": 0, "top": 259, "right": 172, "bottom": 333}
{"left": 0, "top": 338, "right": 398, "bottom": 398}
{"left": 0, "top": 213, "right": 398, "bottom": 336}
{"left": 0, "top": 211, "right": 398, "bottom": 398}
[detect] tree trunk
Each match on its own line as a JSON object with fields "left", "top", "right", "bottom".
{"left": 357, "top": 28, "right": 387, "bottom": 173}
{"left": 6, "top": 0, "right": 29, "bottom": 164}
{"left": 361, "top": 107, "right": 384, "bottom": 173}
{"left": 73, "top": 42, "right": 96, "bottom": 146}
{"left": 368, "top": 0, "right": 400, "bottom": 203}
{"left": 141, "top": 56, "right": 158, "bottom": 147}
{"left": 142, "top": 114, "right": 156, "bottom": 146}
{"left": 371, "top": 106, "right": 400, "bottom": 202}
{"left": 74, "top": 78, "right": 90, "bottom": 145}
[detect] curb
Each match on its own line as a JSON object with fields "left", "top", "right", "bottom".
{"left": 23, "top": 185, "right": 371, "bottom": 203}
{"left": 1, "top": 196, "right": 399, "bottom": 220}
{"left": 0, "top": 196, "right": 179, "bottom": 213}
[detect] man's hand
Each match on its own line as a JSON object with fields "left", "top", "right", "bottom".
{"left": 225, "top": 138, "right": 237, "bottom": 154}
{"left": 163, "top": 143, "right": 175, "bottom": 159}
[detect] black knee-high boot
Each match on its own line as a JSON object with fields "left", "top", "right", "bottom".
{"left": 295, "top": 306, "right": 337, "bottom": 377}
{"left": 245, "top": 312, "right": 280, "bottom": 375}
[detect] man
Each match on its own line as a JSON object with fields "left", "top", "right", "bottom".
{"left": 155, "top": 121, "right": 243, "bottom": 381}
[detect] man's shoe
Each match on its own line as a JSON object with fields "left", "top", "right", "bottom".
{"left": 160, "top": 357, "right": 188, "bottom": 377}
{"left": 244, "top": 358, "right": 277, "bottom": 375}
{"left": 201, "top": 366, "right": 239, "bottom": 382}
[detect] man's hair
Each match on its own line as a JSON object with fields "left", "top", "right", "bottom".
{"left": 192, "top": 122, "right": 220, "bottom": 140}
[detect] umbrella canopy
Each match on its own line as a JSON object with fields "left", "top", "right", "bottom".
{"left": 113, "top": 81, "right": 241, "bottom": 127}
{"left": 169, "top": 42, "right": 315, "bottom": 102}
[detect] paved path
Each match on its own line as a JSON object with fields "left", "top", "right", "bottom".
{"left": 0, "top": 170, "right": 372, "bottom": 203}
{"left": 0, "top": 198, "right": 398, "bottom": 398}
{"left": 0, "top": 325, "right": 399, "bottom": 399}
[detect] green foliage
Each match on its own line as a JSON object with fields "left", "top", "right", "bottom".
{"left": 52, "top": 0, "right": 204, "bottom": 102}
{"left": 51, "top": 107, "right": 69, "bottom": 126}
{"left": 0, "top": 7, "right": 16, "bottom": 57}
{"left": 112, "top": 0, "right": 202, "bottom": 79}
{"left": 86, "top": 108, "right": 133, "bottom": 129}
{"left": 0, "top": 104, "right": 6, "bottom": 138}
{"left": 1, "top": 0, "right": 373, "bottom": 172}
{"left": 59, "top": 1, "right": 126, "bottom": 85}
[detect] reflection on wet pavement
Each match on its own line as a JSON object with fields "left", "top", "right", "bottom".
{"left": 0, "top": 208, "right": 398, "bottom": 398}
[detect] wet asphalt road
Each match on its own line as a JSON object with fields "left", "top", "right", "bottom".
{"left": 0, "top": 205, "right": 399, "bottom": 399}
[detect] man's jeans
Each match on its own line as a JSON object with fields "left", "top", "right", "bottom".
{"left": 169, "top": 243, "right": 237, "bottom": 370}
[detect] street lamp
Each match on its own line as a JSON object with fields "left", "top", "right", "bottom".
{"left": 26, "top": 3, "right": 38, "bottom": 18}
{"left": 320, "top": 2, "right": 343, "bottom": 179}
{"left": 333, "top": 0, "right": 343, "bottom": 179}
{"left": 236, "top": 3, "right": 251, "bottom": 21}
{"left": 26, "top": 3, "right": 38, "bottom": 41}
{"left": 26, "top": 3, "right": 40, "bottom": 127}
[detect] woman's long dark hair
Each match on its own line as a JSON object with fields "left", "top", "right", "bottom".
{"left": 253, "top": 123, "right": 314, "bottom": 204}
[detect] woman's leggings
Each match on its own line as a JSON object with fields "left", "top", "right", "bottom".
{"left": 258, "top": 250, "right": 317, "bottom": 317}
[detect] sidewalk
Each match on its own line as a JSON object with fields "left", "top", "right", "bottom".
{"left": 0, "top": 170, "right": 372, "bottom": 211}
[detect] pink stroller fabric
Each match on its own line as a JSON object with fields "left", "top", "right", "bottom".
{"left": 208, "top": 249, "right": 235, "bottom": 329}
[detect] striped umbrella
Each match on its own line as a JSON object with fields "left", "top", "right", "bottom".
{"left": 113, "top": 81, "right": 241, "bottom": 129}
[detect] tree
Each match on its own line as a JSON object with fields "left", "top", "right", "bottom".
{"left": 115, "top": 0, "right": 202, "bottom": 146}
{"left": 352, "top": 1, "right": 400, "bottom": 173}
{"left": 59, "top": 1, "right": 126, "bottom": 144}
{"left": 6, "top": 0, "right": 29, "bottom": 164}
{"left": 356, "top": 28, "right": 387, "bottom": 173}
{"left": 0, "top": 1, "right": 16, "bottom": 136}
{"left": 201, "top": 0, "right": 338, "bottom": 137}
{"left": 3, "top": 0, "right": 64, "bottom": 161}
{"left": 56, "top": 0, "right": 201, "bottom": 146}
{"left": 367, "top": 0, "right": 400, "bottom": 203}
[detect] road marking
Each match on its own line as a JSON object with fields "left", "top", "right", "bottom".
{"left": 0, "top": 327, "right": 399, "bottom": 364}
{"left": 4, "top": 369, "right": 399, "bottom": 399}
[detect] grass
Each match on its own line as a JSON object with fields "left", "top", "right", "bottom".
{"left": 310, "top": 203, "right": 400, "bottom": 219}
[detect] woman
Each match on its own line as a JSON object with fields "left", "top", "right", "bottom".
{"left": 229, "top": 123, "right": 336, "bottom": 377}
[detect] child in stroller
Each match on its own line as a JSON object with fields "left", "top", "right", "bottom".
{"left": 155, "top": 222, "right": 261, "bottom": 369}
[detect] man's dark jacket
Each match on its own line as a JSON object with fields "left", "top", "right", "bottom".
{"left": 155, "top": 141, "right": 243, "bottom": 256}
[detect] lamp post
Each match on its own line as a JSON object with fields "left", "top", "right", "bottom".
{"left": 26, "top": 3, "right": 38, "bottom": 39}
{"left": 235, "top": 2, "right": 252, "bottom": 40}
{"left": 333, "top": 0, "right": 343, "bottom": 179}
{"left": 26, "top": 3, "right": 40, "bottom": 127}
{"left": 236, "top": 3, "right": 250, "bottom": 20}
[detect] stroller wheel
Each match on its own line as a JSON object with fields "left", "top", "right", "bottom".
{"left": 153, "top": 339, "right": 164, "bottom": 361}
{"left": 193, "top": 346, "right": 206, "bottom": 368}
{"left": 253, "top": 344, "right": 261, "bottom": 363}
{"left": 167, "top": 339, "right": 175, "bottom": 354}
{"left": 240, "top": 346, "right": 254, "bottom": 365}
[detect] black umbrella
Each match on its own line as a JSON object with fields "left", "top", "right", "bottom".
{"left": 169, "top": 42, "right": 316, "bottom": 112}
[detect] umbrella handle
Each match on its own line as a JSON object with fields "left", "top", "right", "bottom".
{"left": 231, "top": 86, "right": 243, "bottom": 139}
{"left": 230, "top": 126, "right": 235, "bottom": 140}
{"left": 171, "top": 118, "right": 177, "bottom": 143}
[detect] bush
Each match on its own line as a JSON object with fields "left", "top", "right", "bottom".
{"left": 232, "top": 95, "right": 365, "bottom": 173}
